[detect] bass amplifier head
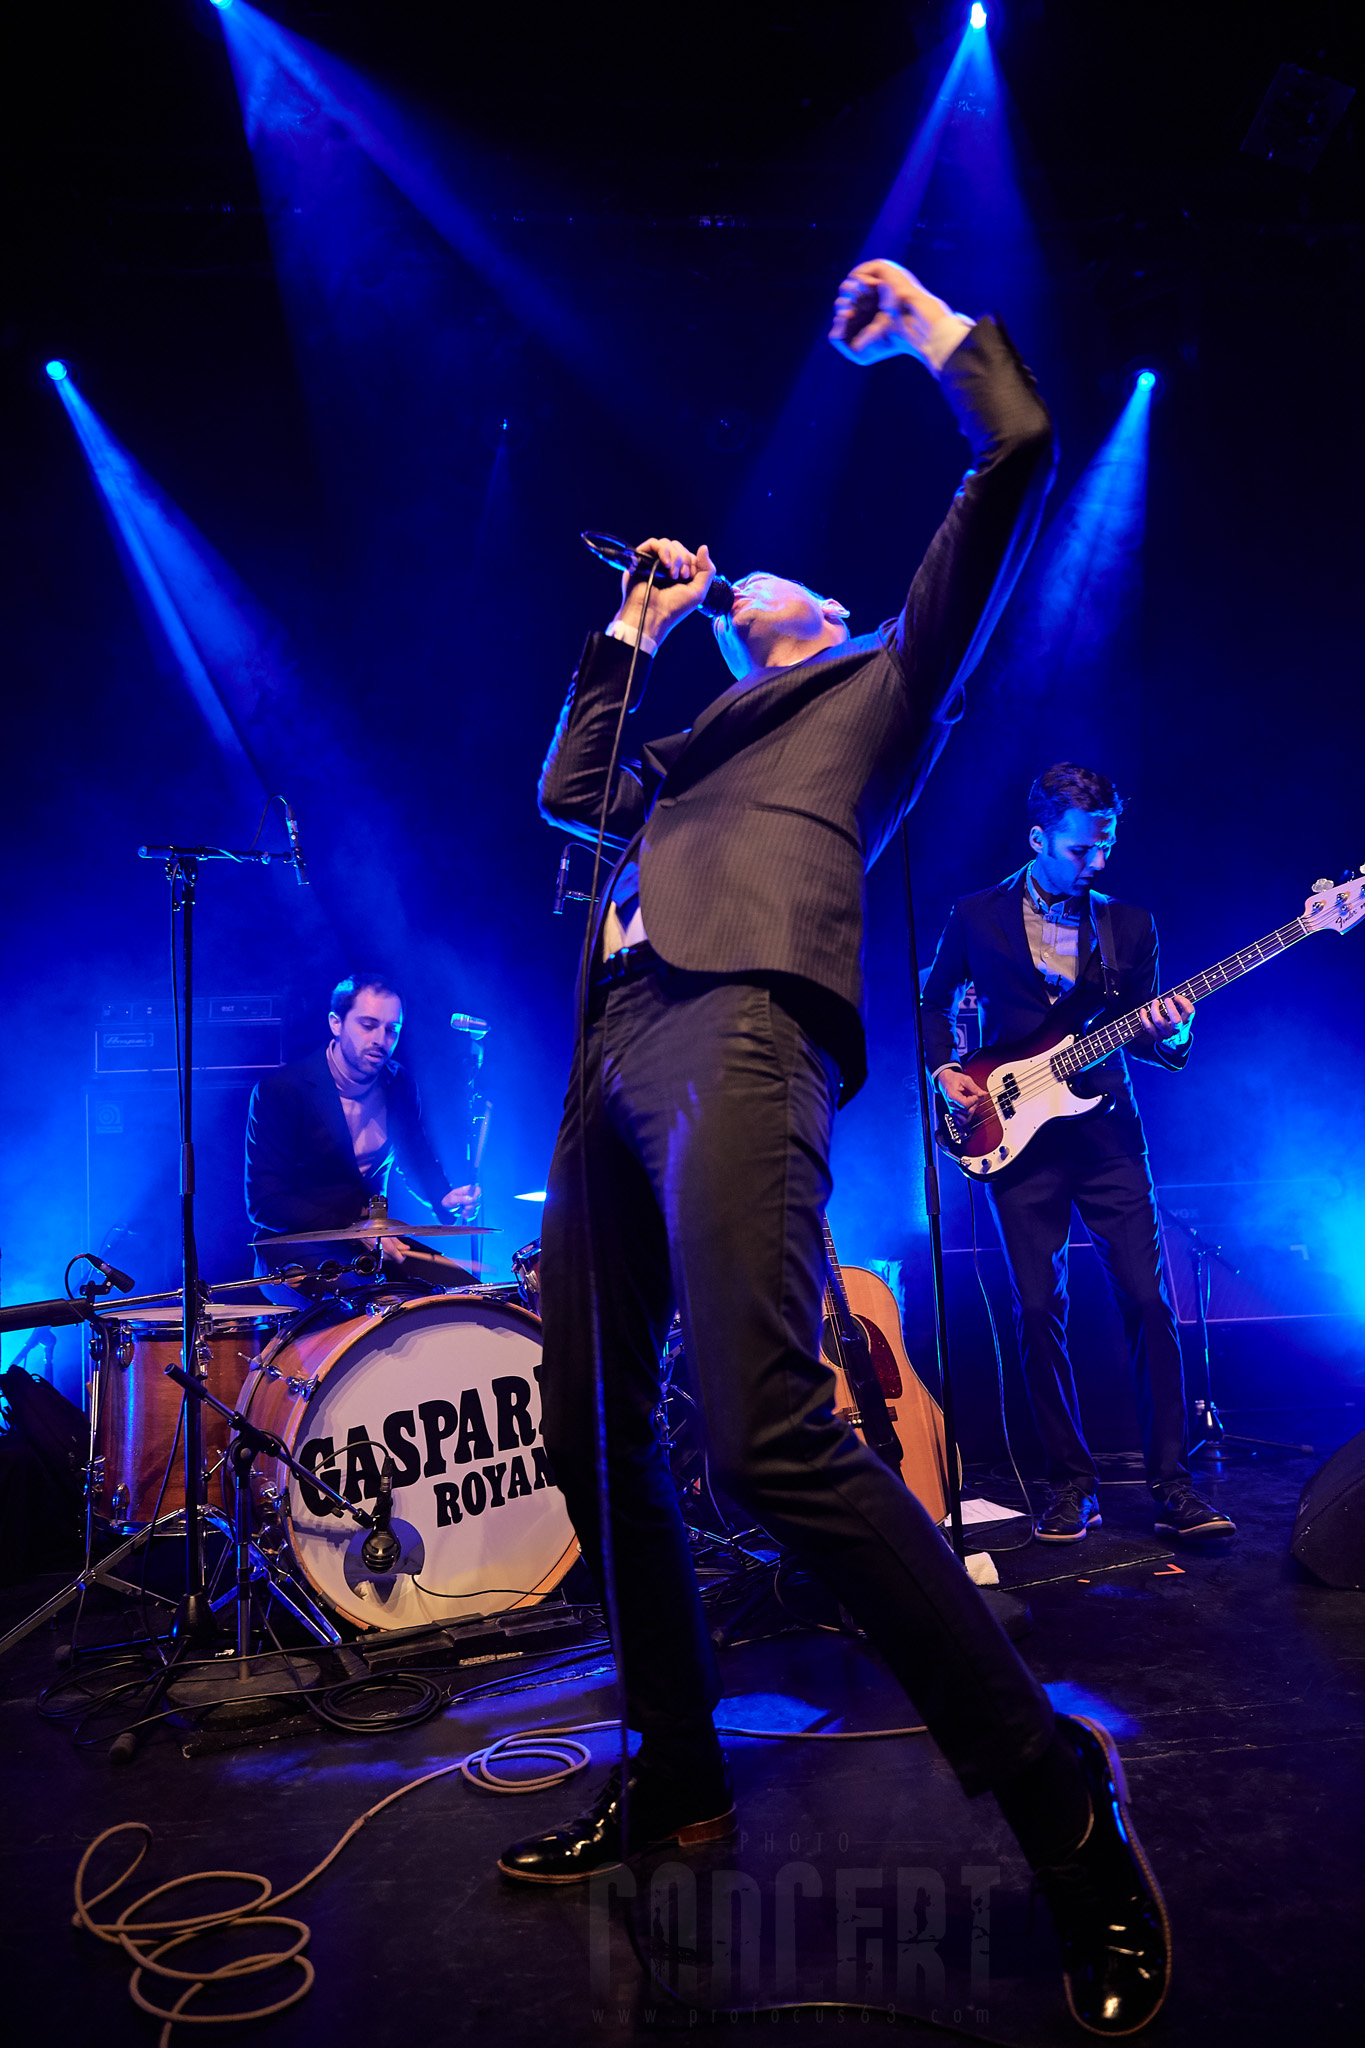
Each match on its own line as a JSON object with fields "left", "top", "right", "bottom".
{"left": 1290, "top": 1429, "right": 1365, "bottom": 1590}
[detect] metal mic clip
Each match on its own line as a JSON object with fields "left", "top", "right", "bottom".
{"left": 553, "top": 844, "right": 592, "bottom": 915}
{"left": 283, "top": 802, "right": 309, "bottom": 887}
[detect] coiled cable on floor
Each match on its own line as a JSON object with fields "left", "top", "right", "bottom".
{"left": 461, "top": 1727, "right": 595, "bottom": 1791}
{"left": 72, "top": 1706, "right": 930, "bottom": 2042}
{"left": 303, "top": 1671, "right": 444, "bottom": 1734}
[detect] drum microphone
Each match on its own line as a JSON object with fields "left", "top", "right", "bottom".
{"left": 580, "top": 531, "right": 736, "bottom": 618}
{"left": 361, "top": 1458, "right": 403, "bottom": 1574}
{"left": 283, "top": 802, "right": 309, "bottom": 887}
{"left": 83, "top": 1254, "right": 135, "bottom": 1293}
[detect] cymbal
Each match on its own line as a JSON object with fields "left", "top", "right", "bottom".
{"left": 259, "top": 1218, "right": 500, "bottom": 1245}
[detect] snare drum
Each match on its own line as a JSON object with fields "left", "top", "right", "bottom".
{"left": 240, "top": 1292, "right": 576, "bottom": 1631}
{"left": 93, "top": 1303, "right": 296, "bottom": 1528}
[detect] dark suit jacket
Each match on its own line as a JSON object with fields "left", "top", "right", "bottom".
{"left": 538, "top": 318, "right": 1056, "bottom": 1103}
{"left": 244, "top": 1046, "right": 452, "bottom": 1240}
{"left": 920, "top": 866, "right": 1191, "bottom": 1136}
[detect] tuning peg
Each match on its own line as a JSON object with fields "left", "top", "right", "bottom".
{"left": 1312, "top": 877, "right": 1333, "bottom": 891}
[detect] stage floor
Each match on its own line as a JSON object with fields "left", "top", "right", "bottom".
{"left": 2, "top": 1413, "right": 1360, "bottom": 2046}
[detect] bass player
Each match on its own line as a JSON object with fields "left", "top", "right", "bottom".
{"left": 922, "top": 761, "right": 1235, "bottom": 1544}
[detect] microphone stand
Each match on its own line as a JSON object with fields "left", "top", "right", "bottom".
{"left": 136, "top": 840, "right": 301, "bottom": 1651}
{"left": 901, "top": 830, "right": 964, "bottom": 1559}
{"left": 1159, "top": 1207, "right": 1318, "bottom": 1458}
{"left": 901, "top": 830, "right": 1028, "bottom": 1636}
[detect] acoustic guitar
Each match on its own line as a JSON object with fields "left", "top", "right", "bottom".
{"left": 819, "top": 1214, "right": 953, "bottom": 1525}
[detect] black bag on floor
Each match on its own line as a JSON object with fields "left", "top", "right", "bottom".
{"left": 0, "top": 1367, "right": 86, "bottom": 1583}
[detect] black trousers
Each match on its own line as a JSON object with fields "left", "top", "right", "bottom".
{"left": 985, "top": 1111, "right": 1189, "bottom": 1492}
{"left": 539, "top": 965, "right": 1054, "bottom": 1798}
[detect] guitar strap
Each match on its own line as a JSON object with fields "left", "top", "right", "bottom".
{"left": 1091, "top": 893, "right": 1123, "bottom": 1002}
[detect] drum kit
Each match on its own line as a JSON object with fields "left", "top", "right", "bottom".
{"left": 0, "top": 1208, "right": 576, "bottom": 1666}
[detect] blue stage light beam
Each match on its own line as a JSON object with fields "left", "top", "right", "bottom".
{"left": 45, "top": 358, "right": 69, "bottom": 382}
{"left": 215, "top": 2, "right": 638, "bottom": 421}
{"left": 47, "top": 373, "right": 288, "bottom": 789}
{"left": 976, "top": 370, "right": 1156, "bottom": 740}
{"left": 970, "top": 4, "right": 987, "bottom": 30}
{"left": 723, "top": 18, "right": 1034, "bottom": 572}
{"left": 1019, "top": 371, "right": 1155, "bottom": 690}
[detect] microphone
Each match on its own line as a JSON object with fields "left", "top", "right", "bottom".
{"left": 581, "top": 531, "right": 735, "bottom": 618}
{"left": 85, "top": 1254, "right": 135, "bottom": 1293}
{"left": 283, "top": 803, "right": 309, "bottom": 887}
{"left": 361, "top": 1458, "right": 402, "bottom": 1574}
{"left": 449, "top": 1013, "right": 489, "bottom": 1038}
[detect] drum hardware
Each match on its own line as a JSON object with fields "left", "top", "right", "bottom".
{"left": 164, "top": 1359, "right": 368, "bottom": 1673}
{"left": 0, "top": 1268, "right": 342, "bottom": 1666}
{"left": 285, "top": 1374, "right": 318, "bottom": 1400}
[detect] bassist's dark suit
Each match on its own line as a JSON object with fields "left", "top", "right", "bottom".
{"left": 921, "top": 871, "right": 1191, "bottom": 1494}
{"left": 537, "top": 319, "right": 1063, "bottom": 1796}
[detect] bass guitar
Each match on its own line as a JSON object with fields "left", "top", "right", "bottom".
{"left": 935, "top": 869, "right": 1365, "bottom": 1182}
{"left": 819, "top": 1215, "right": 953, "bottom": 1525}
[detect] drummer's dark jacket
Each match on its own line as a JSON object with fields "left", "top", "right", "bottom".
{"left": 537, "top": 317, "right": 1056, "bottom": 1104}
{"left": 244, "top": 1046, "right": 452, "bottom": 1240}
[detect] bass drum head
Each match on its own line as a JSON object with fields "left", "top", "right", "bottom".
{"left": 252, "top": 1295, "right": 576, "bottom": 1632}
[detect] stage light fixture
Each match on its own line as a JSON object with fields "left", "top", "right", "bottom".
{"left": 208, "top": 0, "right": 234, "bottom": 10}
{"left": 1136, "top": 370, "right": 1156, "bottom": 391}
{"left": 970, "top": 3, "right": 987, "bottom": 28}
{"left": 45, "top": 359, "right": 69, "bottom": 382}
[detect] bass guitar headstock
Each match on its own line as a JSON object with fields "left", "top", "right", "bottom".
{"left": 1304, "top": 868, "right": 1365, "bottom": 936}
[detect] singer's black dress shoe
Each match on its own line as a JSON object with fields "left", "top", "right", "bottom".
{"left": 1034, "top": 1715, "right": 1172, "bottom": 2037}
{"left": 1152, "top": 1483, "right": 1236, "bottom": 1540}
{"left": 497, "top": 1756, "right": 736, "bottom": 1885}
{"left": 1036, "top": 1485, "right": 1103, "bottom": 1543}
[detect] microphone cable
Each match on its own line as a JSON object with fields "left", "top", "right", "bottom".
{"left": 571, "top": 555, "right": 664, "bottom": 1904}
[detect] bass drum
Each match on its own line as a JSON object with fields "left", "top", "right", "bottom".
{"left": 241, "top": 1293, "right": 576, "bottom": 1632}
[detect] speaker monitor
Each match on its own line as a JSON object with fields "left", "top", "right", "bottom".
{"left": 1290, "top": 1429, "right": 1365, "bottom": 1590}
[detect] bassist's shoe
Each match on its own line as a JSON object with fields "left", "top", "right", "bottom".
{"left": 1034, "top": 1715, "right": 1172, "bottom": 2036}
{"left": 1036, "top": 1485, "right": 1102, "bottom": 1543}
{"left": 1152, "top": 1483, "right": 1235, "bottom": 1539}
{"left": 497, "top": 1755, "right": 736, "bottom": 1885}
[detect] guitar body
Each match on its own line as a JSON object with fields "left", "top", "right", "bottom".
{"left": 821, "top": 1263, "right": 954, "bottom": 1525}
{"left": 935, "top": 986, "right": 1113, "bottom": 1182}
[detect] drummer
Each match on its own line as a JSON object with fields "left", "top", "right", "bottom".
{"left": 245, "top": 970, "right": 480, "bottom": 1300}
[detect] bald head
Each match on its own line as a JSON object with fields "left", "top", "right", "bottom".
{"left": 713, "top": 571, "right": 851, "bottom": 678}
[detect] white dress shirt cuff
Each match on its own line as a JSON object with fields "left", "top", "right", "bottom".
{"left": 605, "top": 619, "right": 659, "bottom": 659}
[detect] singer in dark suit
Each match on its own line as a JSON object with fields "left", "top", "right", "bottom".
{"left": 921, "top": 766, "right": 1234, "bottom": 1546}
{"left": 500, "top": 264, "right": 1171, "bottom": 2039}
